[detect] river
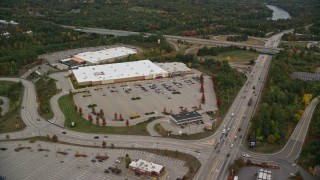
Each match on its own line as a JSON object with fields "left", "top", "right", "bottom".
{"left": 266, "top": 5, "right": 291, "bottom": 20}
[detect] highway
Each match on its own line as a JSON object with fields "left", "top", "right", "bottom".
{"left": 0, "top": 29, "right": 317, "bottom": 180}
{"left": 61, "top": 26, "right": 282, "bottom": 54}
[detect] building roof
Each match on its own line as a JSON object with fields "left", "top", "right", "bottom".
{"left": 156, "top": 62, "right": 191, "bottom": 73}
{"left": 129, "top": 159, "right": 164, "bottom": 173}
{"left": 73, "top": 47, "right": 137, "bottom": 64}
{"left": 171, "top": 111, "right": 203, "bottom": 124}
{"left": 73, "top": 60, "right": 168, "bottom": 83}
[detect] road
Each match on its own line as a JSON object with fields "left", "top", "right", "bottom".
{"left": 0, "top": 29, "right": 317, "bottom": 180}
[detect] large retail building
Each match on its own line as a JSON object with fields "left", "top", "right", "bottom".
{"left": 72, "top": 60, "right": 192, "bottom": 86}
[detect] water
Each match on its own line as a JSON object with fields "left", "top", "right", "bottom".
{"left": 266, "top": 5, "right": 291, "bottom": 20}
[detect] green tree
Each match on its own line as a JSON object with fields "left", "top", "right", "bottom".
{"left": 52, "top": 135, "right": 58, "bottom": 143}
{"left": 102, "top": 141, "right": 106, "bottom": 148}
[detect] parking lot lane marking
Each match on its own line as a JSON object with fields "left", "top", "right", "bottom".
{"left": 70, "top": 165, "right": 94, "bottom": 180}
{"left": 23, "top": 158, "right": 56, "bottom": 180}
{"left": 3, "top": 153, "right": 44, "bottom": 176}
{"left": 48, "top": 158, "right": 83, "bottom": 180}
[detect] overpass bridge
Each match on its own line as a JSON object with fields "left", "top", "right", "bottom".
{"left": 67, "top": 27, "right": 282, "bottom": 55}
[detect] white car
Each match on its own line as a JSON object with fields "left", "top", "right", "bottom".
{"left": 222, "top": 129, "right": 226, "bottom": 134}
{"left": 230, "top": 144, "right": 234, "bottom": 148}
{"left": 242, "top": 153, "right": 250, "bottom": 158}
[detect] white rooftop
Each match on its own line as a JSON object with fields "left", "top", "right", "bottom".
{"left": 74, "top": 47, "right": 137, "bottom": 64}
{"left": 73, "top": 60, "right": 168, "bottom": 83}
{"left": 129, "top": 159, "right": 164, "bottom": 173}
{"left": 156, "top": 62, "right": 191, "bottom": 73}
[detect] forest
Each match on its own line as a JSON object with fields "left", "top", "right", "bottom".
{"left": 248, "top": 49, "right": 320, "bottom": 150}
{"left": 1, "top": 0, "right": 319, "bottom": 37}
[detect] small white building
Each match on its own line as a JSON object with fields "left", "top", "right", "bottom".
{"left": 129, "top": 159, "right": 165, "bottom": 176}
{"left": 71, "top": 47, "right": 137, "bottom": 64}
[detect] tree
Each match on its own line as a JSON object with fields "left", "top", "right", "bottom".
{"left": 267, "top": 135, "right": 276, "bottom": 144}
{"left": 294, "top": 114, "right": 301, "bottom": 121}
{"left": 114, "top": 112, "right": 118, "bottom": 120}
{"left": 200, "top": 74, "right": 204, "bottom": 83}
{"left": 201, "top": 93, "right": 205, "bottom": 104}
{"left": 75, "top": 105, "right": 77, "bottom": 111}
{"left": 246, "top": 159, "right": 253, "bottom": 166}
{"left": 96, "top": 116, "right": 99, "bottom": 125}
{"left": 302, "top": 94, "right": 313, "bottom": 106}
{"left": 102, "top": 141, "right": 106, "bottom": 148}
{"left": 88, "top": 114, "right": 93, "bottom": 122}
{"left": 92, "top": 106, "right": 96, "bottom": 114}
{"left": 52, "top": 135, "right": 58, "bottom": 143}
{"left": 200, "top": 83, "right": 204, "bottom": 93}
{"left": 163, "top": 107, "right": 167, "bottom": 113}
{"left": 126, "top": 119, "right": 129, "bottom": 126}
{"left": 102, "top": 118, "right": 106, "bottom": 126}
{"left": 111, "top": 143, "right": 115, "bottom": 149}
{"left": 119, "top": 113, "right": 123, "bottom": 120}
{"left": 79, "top": 107, "right": 83, "bottom": 116}
{"left": 99, "top": 109, "right": 104, "bottom": 118}
{"left": 46, "top": 134, "right": 51, "bottom": 141}
{"left": 6, "top": 134, "right": 10, "bottom": 139}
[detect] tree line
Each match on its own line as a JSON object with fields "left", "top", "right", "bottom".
{"left": 197, "top": 46, "right": 255, "bottom": 56}
{"left": 226, "top": 34, "right": 248, "bottom": 42}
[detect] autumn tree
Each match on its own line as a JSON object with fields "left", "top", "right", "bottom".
{"left": 201, "top": 93, "right": 205, "bottom": 104}
{"left": 114, "top": 112, "right": 118, "bottom": 120}
{"left": 119, "top": 113, "right": 123, "bottom": 120}
{"left": 102, "top": 118, "right": 106, "bottom": 126}
{"left": 88, "top": 114, "right": 93, "bottom": 122}
{"left": 200, "top": 83, "right": 204, "bottom": 93}
{"left": 96, "top": 116, "right": 99, "bottom": 125}
{"left": 126, "top": 119, "right": 129, "bottom": 126}
{"left": 267, "top": 135, "right": 276, "bottom": 144}
{"left": 302, "top": 94, "right": 313, "bottom": 106}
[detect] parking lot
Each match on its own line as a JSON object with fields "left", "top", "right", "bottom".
{"left": 0, "top": 141, "right": 188, "bottom": 180}
{"left": 73, "top": 69, "right": 217, "bottom": 128}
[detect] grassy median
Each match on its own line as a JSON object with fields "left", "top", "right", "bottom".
{"left": 59, "top": 95, "right": 158, "bottom": 135}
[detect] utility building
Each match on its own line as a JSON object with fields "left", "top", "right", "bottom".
{"left": 129, "top": 159, "right": 165, "bottom": 176}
